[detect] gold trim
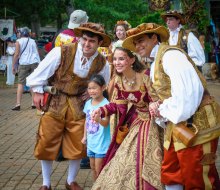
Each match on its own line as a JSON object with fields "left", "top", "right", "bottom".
{"left": 197, "top": 124, "right": 220, "bottom": 135}
{"left": 206, "top": 105, "right": 217, "bottom": 128}
{"left": 114, "top": 99, "right": 128, "bottom": 104}
{"left": 139, "top": 124, "right": 144, "bottom": 190}
{"left": 172, "top": 130, "right": 220, "bottom": 151}
{"left": 202, "top": 142, "right": 212, "bottom": 190}
{"left": 164, "top": 140, "right": 171, "bottom": 150}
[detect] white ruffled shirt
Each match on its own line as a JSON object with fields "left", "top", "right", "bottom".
{"left": 151, "top": 47, "right": 204, "bottom": 124}
{"left": 169, "top": 26, "right": 205, "bottom": 67}
{"left": 26, "top": 44, "right": 110, "bottom": 93}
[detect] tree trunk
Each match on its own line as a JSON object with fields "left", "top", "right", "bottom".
{"left": 65, "top": 0, "right": 75, "bottom": 16}
{"left": 57, "top": 14, "right": 63, "bottom": 31}
{"left": 30, "top": 13, "right": 41, "bottom": 39}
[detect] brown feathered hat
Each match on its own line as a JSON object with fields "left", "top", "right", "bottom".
{"left": 161, "top": 10, "right": 185, "bottom": 25}
{"left": 122, "top": 23, "right": 169, "bottom": 52}
{"left": 74, "top": 22, "right": 111, "bottom": 47}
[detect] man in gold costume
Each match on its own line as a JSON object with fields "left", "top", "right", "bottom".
{"left": 123, "top": 23, "right": 220, "bottom": 190}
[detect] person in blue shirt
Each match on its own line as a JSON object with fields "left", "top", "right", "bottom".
{"left": 81, "top": 74, "right": 111, "bottom": 180}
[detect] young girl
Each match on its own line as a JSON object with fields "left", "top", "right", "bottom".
{"left": 81, "top": 74, "right": 111, "bottom": 180}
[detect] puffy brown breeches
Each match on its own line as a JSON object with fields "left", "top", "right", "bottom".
{"left": 34, "top": 106, "right": 86, "bottom": 160}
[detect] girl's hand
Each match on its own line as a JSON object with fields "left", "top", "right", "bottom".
{"left": 91, "top": 108, "right": 101, "bottom": 123}
{"left": 81, "top": 137, "right": 87, "bottom": 144}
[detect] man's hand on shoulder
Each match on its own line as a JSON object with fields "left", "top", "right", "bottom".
{"left": 81, "top": 91, "right": 90, "bottom": 101}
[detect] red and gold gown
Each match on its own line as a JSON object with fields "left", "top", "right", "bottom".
{"left": 92, "top": 71, "right": 164, "bottom": 190}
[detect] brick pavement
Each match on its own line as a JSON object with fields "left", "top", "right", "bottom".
{"left": 0, "top": 87, "right": 93, "bottom": 190}
{"left": 0, "top": 81, "right": 220, "bottom": 190}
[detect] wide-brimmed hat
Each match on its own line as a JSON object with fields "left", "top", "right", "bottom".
{"left": 116, "top": 20, "right": 132, "bottom": 29}
{"left": 68, "top": 10, "right": 89, "bottom": 29}
{"left": 73, "top": 22, "right": 111, "bottom": 47}
{"left": 161, "top": 10, "right": 185, "bottom": 25}
{"left": 122, "top": 23, "right": 169, "bottom": 52}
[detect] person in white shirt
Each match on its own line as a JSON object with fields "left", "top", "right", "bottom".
{"left": 122, "top": 23, "right": 220, "bottom": 190}
{"left": 12, "top": 27, "right": 40, "bottom": 111}
{"left": 26, "top": 22, "right": 111, "bottom": 190}
{"left": 161, "top": 10, "right": 205, "bottom": 71}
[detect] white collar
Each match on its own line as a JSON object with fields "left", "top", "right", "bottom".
{"left": 150, "top": 43, "right": 160, "bottom": 58}
{"left": 77, "top": 43, "right": 99, "bottom": 63}
{"left": 169, "top": 25, "right": 183, "bottom": 34}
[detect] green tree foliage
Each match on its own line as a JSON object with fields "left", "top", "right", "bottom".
{"left": 73, "top": 0, "right": 148, "bottom": 34}
{"left": 140, "top": 11, "right": 164, "bottom": 25}
{"left": 1, "top": 0, "right": 209, "bottom": 36}
{"left": 181, "top": 0, "right": 209, "bottom": 34}
{"left": 1, "top": 0, "right": 68, "bottom": 28}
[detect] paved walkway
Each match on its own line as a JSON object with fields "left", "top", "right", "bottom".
{"left": 0, "top": 87, "right": 92, "bottom": 190}
{"left": 0, "top": 80, "right": 220, "bottom": 190}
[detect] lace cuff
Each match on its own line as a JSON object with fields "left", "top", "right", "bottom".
{"left": 32, "top": 86, "right": 44, "bottom": 94}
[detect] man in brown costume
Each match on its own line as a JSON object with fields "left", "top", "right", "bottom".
{"left": 26, "top": 23, "right": 111, "bottom": 190}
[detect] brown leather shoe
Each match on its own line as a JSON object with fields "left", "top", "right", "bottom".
{"left": 65, "top": 181, "right": 82, "bottom": 190}
{"left": 39, "top": 185, "right": 52, "bottom": 190}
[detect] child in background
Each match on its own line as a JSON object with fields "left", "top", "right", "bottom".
{"left": 81, "top": 74, "right": 111, "bottom": 180}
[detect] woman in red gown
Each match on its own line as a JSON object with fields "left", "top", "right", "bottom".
{"left": 91, "top": 47, "right": 164, "bottom": 190}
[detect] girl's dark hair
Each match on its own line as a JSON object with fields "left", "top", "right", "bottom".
{"left": 89, "top": 74, "right": 108, "bottom": 99}
{"left": 89, "top": 74, "right": 106, "bottom": 86}
{"left": 82, "top": 31, "right": 103, "bottom": 43}
{"left": 114, "top": 47, "right": 146, "bottom": 73}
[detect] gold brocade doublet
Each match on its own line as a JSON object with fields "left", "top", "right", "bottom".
{"left": 166, "top": 28, "right": 188, "bottom": 53}
{"left": 152, "top": 44, "right": 220, "bottom": 151}
{"left": 47, "top": 43, "right": 106, "bottom": 121}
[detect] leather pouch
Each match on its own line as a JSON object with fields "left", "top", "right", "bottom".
{"left": 41, "top": 92, "right": 52, "bottom": 112}
{"left": 173, "top": 122, "right": 198, "bottom": 147}
{"left": 116, "top": 124, "right": 129, "bottom": 145}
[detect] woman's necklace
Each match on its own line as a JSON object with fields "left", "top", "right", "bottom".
{"left": 123, "top": 73, "right": 136, "bottom": 87}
